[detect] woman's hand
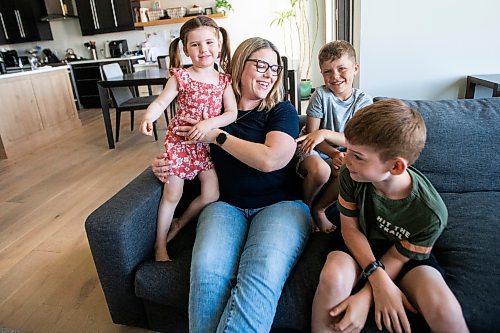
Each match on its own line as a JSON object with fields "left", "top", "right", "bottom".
{"left": 175, "top": 116, "right": 218, "bottom": 144}
{"left": 151, "top": 152, "right": 171, "bottom": 183}
{"left": 296, "top": 129, "right": 328, "bottom": 153}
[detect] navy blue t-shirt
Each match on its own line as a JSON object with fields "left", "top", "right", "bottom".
{"left": 211, "top": 100, "right": 302, "bottom": 209}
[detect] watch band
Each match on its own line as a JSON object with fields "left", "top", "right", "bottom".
{"left": 361, "top": 260, "right": 385, "bottom": 279}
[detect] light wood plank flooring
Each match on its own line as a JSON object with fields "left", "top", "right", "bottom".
{"left": 0, "top": 108, "right": 167, "bottom": 333}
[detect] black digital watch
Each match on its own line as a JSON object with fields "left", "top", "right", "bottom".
{"left": 216, "top": 131, "right": 228, "bottom": 146}
{"left": 361, "top": 260, "right": 385, "bottom": 279}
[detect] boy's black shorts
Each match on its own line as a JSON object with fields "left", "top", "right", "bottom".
{"left": 328, "top": 230, "right": 445, "bottom": 284}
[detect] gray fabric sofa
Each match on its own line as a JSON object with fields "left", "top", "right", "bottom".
{"left": 86, "top": 97, "right": 500, "bottom": 333}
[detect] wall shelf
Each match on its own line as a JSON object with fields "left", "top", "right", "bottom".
{"left": 134, "top": 13, "right": 226, "bottom": 28}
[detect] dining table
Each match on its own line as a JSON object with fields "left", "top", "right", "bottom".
{"left": 97, "top": 68, "right": 168, "bottom": 149}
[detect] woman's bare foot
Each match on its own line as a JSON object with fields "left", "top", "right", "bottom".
{"left": 312, "top": 209, "right": 336, "bottom": 233}
{"left": 166, "top": 218, "right": 184, "bottom": 243}
{"left": 155, "top": 243, "right": 171, "bottom": 262}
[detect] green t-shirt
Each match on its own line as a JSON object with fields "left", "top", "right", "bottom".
{"left": 337, "top": 165, "right": 447, "bottom": 260}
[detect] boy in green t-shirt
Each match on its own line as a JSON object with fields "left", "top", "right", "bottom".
{"left": 311, "top": 99, "right": 469, "bottom": 333}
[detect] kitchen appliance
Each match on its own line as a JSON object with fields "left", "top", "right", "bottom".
{"left": 0, "top": 50, "right": 19, "bottom": 68}
{"left": 42, "top": 49, "right": 61, "bottom": 64}
{"left": 41, "top": 0, "right": 78, "bottom": 21}
{"left": 0, "top": 57, "right": 6, "bottom": 75}
{"left": 108, "top": 40, "right": 129, "bottom": 58}
{"left": 103, "top": 41, "right": 111, "bottom": 58}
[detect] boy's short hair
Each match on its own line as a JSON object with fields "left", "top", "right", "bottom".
{"left": 318, "top": 40, "right": 356, "bottom": 66}
{"left": 344, "top": 99, "right": 426, "bottom": 165}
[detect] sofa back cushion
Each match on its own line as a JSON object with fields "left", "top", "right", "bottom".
{"left": 401, "top": 98, "right": 500, "bottom": 193}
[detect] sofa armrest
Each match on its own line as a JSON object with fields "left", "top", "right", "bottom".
{"left": 85, "top": 168, "right": 162, "bottom": 328}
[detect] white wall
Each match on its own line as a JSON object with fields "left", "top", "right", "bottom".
{"left": 355, "top": 0, "right": 500, "bottom": 100}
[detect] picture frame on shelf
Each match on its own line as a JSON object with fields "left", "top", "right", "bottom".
{"left": 204, "top": 8, "right": 213, "bottom": 15}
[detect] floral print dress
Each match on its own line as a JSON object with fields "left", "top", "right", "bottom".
{"left": 164, "top": 68, "right": 231, "bottom": 180}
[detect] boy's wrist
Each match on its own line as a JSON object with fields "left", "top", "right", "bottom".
{"left": 361, "top": 260, "right": 385, "bottom": 279}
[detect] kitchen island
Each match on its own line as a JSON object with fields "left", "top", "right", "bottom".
{"left": 0, "top": 66, "right": 81, "bottom": 159}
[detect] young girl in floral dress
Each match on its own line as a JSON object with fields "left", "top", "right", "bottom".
{"left": 140, "top": 16, "right": 237, "bottom": 261}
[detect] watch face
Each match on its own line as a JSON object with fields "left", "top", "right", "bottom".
{"left": 216, "top": 132, "right": 227, "bottom": 145}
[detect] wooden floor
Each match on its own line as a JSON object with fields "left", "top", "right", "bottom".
{"left": 0, "top": 108, "right": 167, "bottom": 333}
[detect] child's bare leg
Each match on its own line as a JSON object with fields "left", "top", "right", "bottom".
{"left": 312, "top": 251, "right": 359, "bottom": 333}
{"left": 300, "top": 155, "right": 331, "bottom": 207}
{"left": 155, "top": 176, "right": 184, "bottom": 261}
{"left": 311, "top": 172, "right": 339, "bottom": 233}
{"left": 400, "top": 265, "right": 469, "bottom": 333}
{"left": 166, "top": 169, "right": 219, "bottom": 243}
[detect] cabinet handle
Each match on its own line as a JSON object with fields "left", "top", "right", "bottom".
{"left": 58, "top": 0, "right": 67, "bottom": 15}
{"left": 93, "top": 0, "right": 100, "bottom": 29}
{"left": 89, "top": 0, "right": 96, "bottom": 29}
{"left": 110, "top": 0, "right": 118, "bottom": 27}
{"left": 0, "top": 12, "right": 9, "bottom": 40}
{"left": 14, "top": 10, "right": 25, "bottom": 38}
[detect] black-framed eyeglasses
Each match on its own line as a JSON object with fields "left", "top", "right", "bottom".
{"left": 246, "top": 59, "right": 283, "bottom": 76}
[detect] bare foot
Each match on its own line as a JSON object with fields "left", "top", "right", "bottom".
{"left": 155, "top": 244, "right": 171, "bottom": 262}
{"left": 312, "top": 209, "right": 336, "bottom": 234}
{"left": 166, "top": 218, "right": 183, "bottom": 243}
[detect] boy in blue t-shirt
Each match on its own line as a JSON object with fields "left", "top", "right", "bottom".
{"left": 296, "top": 41, "right": 372, "bottom": 234}
{"left": 311, "top": 99, "right": 469, "bottom": 333}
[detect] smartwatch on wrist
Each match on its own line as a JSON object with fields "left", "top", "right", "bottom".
{"left": 361, "top": 260, "right": 385, "bottom": 279}
{"left": 215, "top": 130, "right": 228, "bottom": 146}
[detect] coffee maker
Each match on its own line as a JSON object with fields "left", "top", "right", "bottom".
{"left": 108, "top": 40, "right": 128, "bottom": 58}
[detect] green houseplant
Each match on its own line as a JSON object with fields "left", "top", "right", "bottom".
{"left": 271, "top": 0, "right": 319, "bottom": 98}
{"left": 215, "top": 0, "right": 233, "bottom": 15}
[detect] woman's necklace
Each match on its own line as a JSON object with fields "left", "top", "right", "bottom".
{"left": 234, "top": 110, "right": 254, "bottom": 123}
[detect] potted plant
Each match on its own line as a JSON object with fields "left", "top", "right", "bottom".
{"left": 271, "top": 0, "right": 319, "bottom": 98}
{"left": 215, "top": 0, "right": 232, "bottom": 15}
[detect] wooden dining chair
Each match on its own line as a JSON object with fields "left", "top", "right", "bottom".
{"left": 157, "top": 55, "right": 169, "bottom": 69}
{"left": 101, "top": 63, "right": 159, "bottom": 142}
{"left": 281, "top": 56, "right": 300, "bottom": 113}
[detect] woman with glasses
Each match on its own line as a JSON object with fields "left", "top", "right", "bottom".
{"left": 151, "top": 37, "right": 311, "bottom": 332}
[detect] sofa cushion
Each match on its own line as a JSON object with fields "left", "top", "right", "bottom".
{"left": 135, "top": 221, "right": 195, "bottom": 309}
{"left": 434, "top": 191, "right": 500, "bottom": 333}
{"left": 405, "top": 98, "right": 500, "bottom": 193}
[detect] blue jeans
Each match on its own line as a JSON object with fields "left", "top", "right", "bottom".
{"left": 189, "top": 200, "right": 311, "bottom": 333}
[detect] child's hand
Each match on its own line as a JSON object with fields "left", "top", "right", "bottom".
{"left": 187, "top": 119, "right": 212, "bottom": 141}
{"left": 329, "top": 291, "right": 371, "bottom": 332}
{"left": 141, "top": 119, "right": 154, "bottom": 136}
{"left": 296, "top": 130, "right": 326, "bottom": 153}
{"left": 331, "top": 150, "right": 346, "bottom": 170}
{"left": 371, "top": 272, "right": 416, "bottom": 333}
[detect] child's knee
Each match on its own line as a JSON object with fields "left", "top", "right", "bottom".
{"left": 307, "top": 161, "right": 331, "bottom": 183}
{"left": 162, "top": 188, "right": 183, "bottom": 203}
{"left": 201, "top": 189, "right": 219, "bottom": 204}
{"left": 318, "top": 253, "right": 353, "bottom": 293}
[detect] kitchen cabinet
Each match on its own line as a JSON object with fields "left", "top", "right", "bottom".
{"left": 0, "top": 67, "right": 80, "bottom": 159}
{"left": 75, "top": 0, "right": 138, "bottom": 36}
{"left": 0, "top": 0, "right": 52, "bottom": 45}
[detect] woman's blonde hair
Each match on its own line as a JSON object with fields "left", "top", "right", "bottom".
{"left": 230, "top": 37, "right": 284, "bottom": 111}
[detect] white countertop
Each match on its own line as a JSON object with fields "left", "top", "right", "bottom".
{"left": 69, "top": 55, "right": 144, "bottom": 65}
{"left": 0, "top": 65, "right": 70, "bottom": 80}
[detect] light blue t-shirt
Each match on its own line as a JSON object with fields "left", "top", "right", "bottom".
{"left": 306, "top": 86, "right": 372, "bottom": 133}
